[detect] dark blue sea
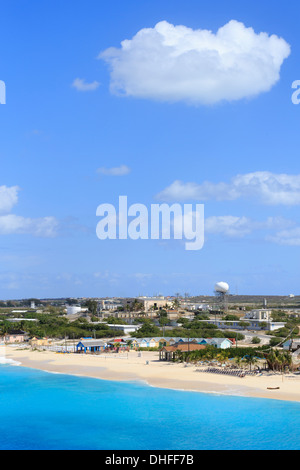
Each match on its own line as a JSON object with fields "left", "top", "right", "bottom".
{"left": 0, "top": 363, "right": 299, "bottom": 450}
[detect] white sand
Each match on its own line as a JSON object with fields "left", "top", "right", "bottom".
{"left": 5, "top": 346, "right": 300, "bottom": 402}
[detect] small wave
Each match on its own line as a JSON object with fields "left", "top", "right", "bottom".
{"left": 0, "top": 356, "right": 21, "bottom": 366}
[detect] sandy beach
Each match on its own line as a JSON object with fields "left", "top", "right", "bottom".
{"left": 4, "top": 345, "right": 300, "bottom": 402}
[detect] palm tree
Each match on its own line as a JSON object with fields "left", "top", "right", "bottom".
{"left": 216, "top": 352, "right": 228, "bottom": 368}
{"left": 265, "top": 349, "right": 292, "bottom": 372}
{"left": 233, "top": 356, "right": 243, "bottom": 369}
{"left": 243, "top": 355, "right": 258, "bottom": 372}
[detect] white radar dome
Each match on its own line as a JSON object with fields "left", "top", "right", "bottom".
{"left": 214, "top": 282, "right": 229, "bottom": 294}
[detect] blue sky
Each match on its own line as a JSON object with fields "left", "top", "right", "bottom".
{"left": 0, "top": 0, "right": 300, "bottom": 299}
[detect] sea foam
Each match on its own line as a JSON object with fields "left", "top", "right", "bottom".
{"left": 0, "top": 356, "right": 21, "bottom": 366}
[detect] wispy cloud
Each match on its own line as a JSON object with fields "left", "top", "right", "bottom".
{"left": 205, "top": 215, "right": 294, "bottom": 238}
{"left": 100, "top": 20, "right": 290, "bottom": 105}
{"left": 0, "top": 214, "right": 59, "bottom": 237}
{"left": 156, "top": 172, "right": 300, "bottom": 206}
{"left": 267, "top": 227, "right": 300, "bottom": 246}
{"left": 72, "top": 78, "right": 100, "bottom": 92}
{"left": 97, "top": 165, "right": 131, "bottom": 176}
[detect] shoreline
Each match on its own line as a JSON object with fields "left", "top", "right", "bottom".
{"left": 4, "top": 346, "right": 300, "bottom": 403}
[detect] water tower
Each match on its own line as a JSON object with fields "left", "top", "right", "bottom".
{"left": 214, "top": 282, "right": 229, "bottom": 313}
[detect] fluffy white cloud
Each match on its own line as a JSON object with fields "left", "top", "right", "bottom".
{"left": 97, "top": 165, "right": 131, "bottom": 176}
{"left": 100, "top": 20, "right": 290, "bottom": 105}
{"left": 157, "top": 172, "right": 300, "bottom": 205}
{"left": 0, "top": 184, "right": 59, "bottom": 237}
{"left": 72, "top": 78, "right": 100, "bottom": 91}
{"left": 0, "top": 185, "right": 20, "bottom": 213}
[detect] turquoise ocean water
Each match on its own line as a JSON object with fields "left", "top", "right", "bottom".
{"left": 0, "top": 363, "right": 299, "bottom": 450}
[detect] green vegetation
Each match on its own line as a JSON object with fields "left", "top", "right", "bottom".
{"left": 173, "top": 345, "right": 266, "bottom": 364}
{"left": 131, "top": 320, "right": 161, "bottom": 338}
{"left": 172, "top": 344, "right": 295, "bottom": 372}
{"left": 264, "top": 349, "right": 293, "bottom": 372}
{"left": 0, "top": 313, "right": 122, "bottom": 339}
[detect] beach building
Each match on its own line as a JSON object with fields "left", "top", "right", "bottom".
{"left": 106, "top": 339, "right": 128, "bottom": 351}
{"left": 76, "top": 339, "right": 106, "bottom": 354}
{"left": 135, "top": 338, "right": 152, "bottom": 348}
{"left": 159, "top": 343, "right": 207, "bottom": 361}
{"left": 127, "top": 336, "right": 234, "bottom": 351}
{"left": 129, "top": 339, "right": 139, "bottom": 349}
{"left": 0, "top": 330, "right": 28, "bottom": 344}
{"left": 206, "top": 338, "right": 233, "bottom": 349}
{"left": 129, "top": 337, "right": 173, "bottom": 349}
{"left": 30, "top": 337, "right": 52, "bottom": 347}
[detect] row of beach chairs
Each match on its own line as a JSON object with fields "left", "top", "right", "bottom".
{"left": 197, "top": 367, "right": 262, "bottom": 377}
{"left": 199, "top": 367, "right": 246, "bottom": 377}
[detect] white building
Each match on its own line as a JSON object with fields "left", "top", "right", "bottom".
{"left": 66, "top": 306, "right": 82, "bottom": 315}
{"left": 197, "top": 318, "right": 285, "bottom": 332}
{"left": 244, "top": 309, "right": 272, "bottom": 321}
{"left": 101, "top": 300, "right": 123, "bottom": 311}
{"left": 180, "top": 302, "right": 210, "bottom": 311}
{"left": 106, "top": 324, "right": 141, "bottom": 334}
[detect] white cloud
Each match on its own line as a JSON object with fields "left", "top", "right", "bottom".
{"left": 0, "top": 185, "right": 20, "bottom": 213}
{"left": 100, "top": 20, "right": 290, "bottom": 105}
{"left": 72, "top": 78, "right": 100, "bottom": 91}
{"left": 267, "top": 227, "right": 300, "bottom": 246}
{"left": 205, "top": 215, "right": 293, "bottom": 238}
{"left": 205, "top": 215, "right": 252, "bottom": 237}
{"left": 0, "top": 185, "right": 59, "bottom": 237}
{"left": 97, "top": 164, "right": 131, "bottom": 176}
{"left": 0, "top": 215, "right": 59, "bottom": 237}
{"left": 157, "top": 172, "right": 300, "bottom": 205}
